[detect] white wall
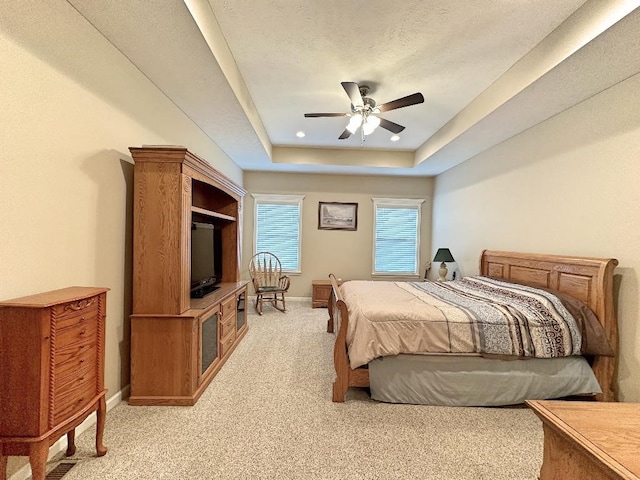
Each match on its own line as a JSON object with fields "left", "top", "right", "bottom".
{"left": 432, "top": 72, "right": 640, "bottom": 401}
{"left": 0, "top": 3, "right": 242, "bottom": 475}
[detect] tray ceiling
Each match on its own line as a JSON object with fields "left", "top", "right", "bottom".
{"left": 68, "top": 0, "right": 639, "bottom": 176}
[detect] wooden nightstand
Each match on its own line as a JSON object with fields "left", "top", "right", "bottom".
{"left": 312, "top": 279, "right": 343, "bottom": 308}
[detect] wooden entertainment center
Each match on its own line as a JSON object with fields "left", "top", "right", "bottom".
{"left": 129, "top": 146, "right": 248, "bottom": 406}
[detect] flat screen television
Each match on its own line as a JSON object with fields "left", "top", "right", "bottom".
{"left": 190, "top": 222, "right": 223, "bottom": 298}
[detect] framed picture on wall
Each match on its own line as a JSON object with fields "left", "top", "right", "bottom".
{"left": 318, "top": 202, "right": 358, "bottom": 231}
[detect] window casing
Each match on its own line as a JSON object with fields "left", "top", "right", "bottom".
{"left": 252, "top": 194, "right": 304, "bottom": 273}
{"left": 372, "top": 197, "right": 425, "bottom": 276}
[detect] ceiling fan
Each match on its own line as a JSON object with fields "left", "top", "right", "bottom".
{"left": 304, "top": 82, "right": 424, "bottom": 141}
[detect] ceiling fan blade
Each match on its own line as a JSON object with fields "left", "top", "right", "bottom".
{"left": 378, "top": 92, "right": 424, "bottom": 113}
{"left": 338, "top": 128, "right": 353, "bottom": 140}
{"left": 304, "top": 113, "right": 348, "bottom": 118}
{"left": 341, "top": 82, "right": 364, "bottom": 109}
{"left": 378, "top": 118, "right": 405, "bottom": 134}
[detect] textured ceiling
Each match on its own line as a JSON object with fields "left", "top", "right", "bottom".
{"left": 209, "top": 0, "right": 583, "bottom": 149}
{"left": 69, "top": 0, "right": 639, "bottom": 176}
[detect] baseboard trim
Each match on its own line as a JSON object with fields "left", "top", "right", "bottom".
{"left": 282, "top": 296, "right": 311, "bottom": 302}
{"left": 9, "top": 385, "right": 131, "bottom": 480}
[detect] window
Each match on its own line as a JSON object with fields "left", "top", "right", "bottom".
{"left": 372, "top": 197, "right": 425, "bottom": 276}
{"left": 252, "top": 194, "right": 304, "bottom": 273}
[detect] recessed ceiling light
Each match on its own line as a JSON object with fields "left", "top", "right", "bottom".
{"left": 390, "top": 135, "right": 400, "bottom": 142}
{"left": 296, "top": 131, "right": 305, "bottom": 138}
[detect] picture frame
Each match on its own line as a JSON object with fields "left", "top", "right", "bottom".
{"left": 318, "top": 202, "right": 358, "bottom": 231}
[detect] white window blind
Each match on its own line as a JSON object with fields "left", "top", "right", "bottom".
{"left": 252, "top": 194, "right": 304, "bottom": 273}
{"left": 372, "top": 198, "right": 424, "bottom": 275}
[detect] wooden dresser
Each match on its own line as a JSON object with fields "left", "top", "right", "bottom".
{"left": 0, "top": 287, "right": 109, "bottom": 480}
{"left": 527, "top": 400, "right": 640, "bottom": 480}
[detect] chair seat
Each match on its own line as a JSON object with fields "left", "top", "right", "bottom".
{"left": 257, "top": 286, "right": 283, "bottom": 293}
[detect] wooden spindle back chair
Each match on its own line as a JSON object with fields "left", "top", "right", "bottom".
{"left": 248, "top": 252, "right": 290, "bottom": 315}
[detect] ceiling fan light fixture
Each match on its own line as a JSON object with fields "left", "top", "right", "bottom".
{"left": 346, "top": 113, "right": 363, "bottom": 134}
{"left": 390, "top": 134, "right": 400, "bottom": 142}
{"left": 362, "top": 115, "right": 380, "bottom": 135}
{"left": 304, "top": 81, "right": 423, "bottom": 141}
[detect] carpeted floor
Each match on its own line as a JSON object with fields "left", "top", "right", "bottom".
{"left": 53, "top": 300, "right": 543, "bottom": 479}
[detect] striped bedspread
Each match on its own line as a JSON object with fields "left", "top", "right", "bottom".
{"left": 341, "top": 276, "right": 582, "bottom": 369}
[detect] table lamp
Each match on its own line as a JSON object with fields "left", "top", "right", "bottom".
{"left": 433, "top": 248, "right": 455, "bottom": 282}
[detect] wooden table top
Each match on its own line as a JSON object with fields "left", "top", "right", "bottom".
{"left": 527, "top": 400, "right": 640, "bottom": 478}
{"left": 312, "top": 279, "right": 344, "bottom": 285}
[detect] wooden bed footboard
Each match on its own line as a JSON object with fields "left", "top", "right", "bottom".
{"left": 327, "top": 251, "right": 619, "bottom": 404}
{"left": 327, "top": 273, "right": 369, "bottom": 402}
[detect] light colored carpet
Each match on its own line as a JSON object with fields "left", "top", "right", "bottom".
{"left": 56, "top": 300, "right": 544, "bottom": 479}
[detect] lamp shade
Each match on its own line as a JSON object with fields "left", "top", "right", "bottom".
{"left": 346, "top": 113, "right": 363, "bottom": 134}
{"left": 362, "top": 115, "right": 381, "bottom": 135}
{"left": 433, "top": 248, "right": 455, "bottom": 263}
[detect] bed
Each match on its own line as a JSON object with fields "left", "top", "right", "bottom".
{"left": 327, "top": 250, "right": 619, "bottom": 405}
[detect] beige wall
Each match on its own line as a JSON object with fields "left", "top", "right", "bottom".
{"left": 0, "top": 4, "right": 242, "bottom": 475}
{"left": 431, "top": 72, "right": 640, "bottom": 401}
{"left": 242, "top": 172, "right": 434, "bottom": 297}
{"left": 2, "top": 6, "right": 637, "bottom": 480}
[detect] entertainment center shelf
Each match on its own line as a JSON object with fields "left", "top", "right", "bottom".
{"left": 191, "top": 205, "right": 236, "bottom": 222}
{"left": 188, "top": 281, "right": 246, "bottom": 311}
{"left": 129, "top": 146, "right": 247, "bottom": 406}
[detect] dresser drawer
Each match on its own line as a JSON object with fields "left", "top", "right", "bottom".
{"left": 55, "top": 342, "right": 97, "bottom": 378}
{"left": 220, "top": 313, "right": 236, "bottom": 339}
{"left": 54, "top": 360, "right": 96, "bottom": 395}
{"left": 220, "top": 332, "right": 235, "bottom": 357}
{"left": 52, "top": 295, "right": 100, "bottom": 326}
{"left": 55, "top": 319, "right": 97, "bottom": 354}
{"left": 54, "top": 306, "right": 99, "bottom": 332}
{"left": 52, "top": 373, "right": 98, "bottom": 425}
{"left": 220, "top": 295, "right": 236, "bottom": 318}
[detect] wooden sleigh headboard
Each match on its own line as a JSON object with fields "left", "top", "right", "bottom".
{"left": 480, "top": 250, "right": 619, "bottom": 401}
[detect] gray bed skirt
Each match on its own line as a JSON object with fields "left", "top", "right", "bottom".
{"left": 368, "top": 354, "right": 601, "bottom": 406}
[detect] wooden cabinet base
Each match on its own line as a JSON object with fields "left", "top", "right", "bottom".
{"left": 129, "top": 323, "right": 247, "bottom": 406}
{"left": 129, "top": 284, "right": 248, "bottom": 406}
